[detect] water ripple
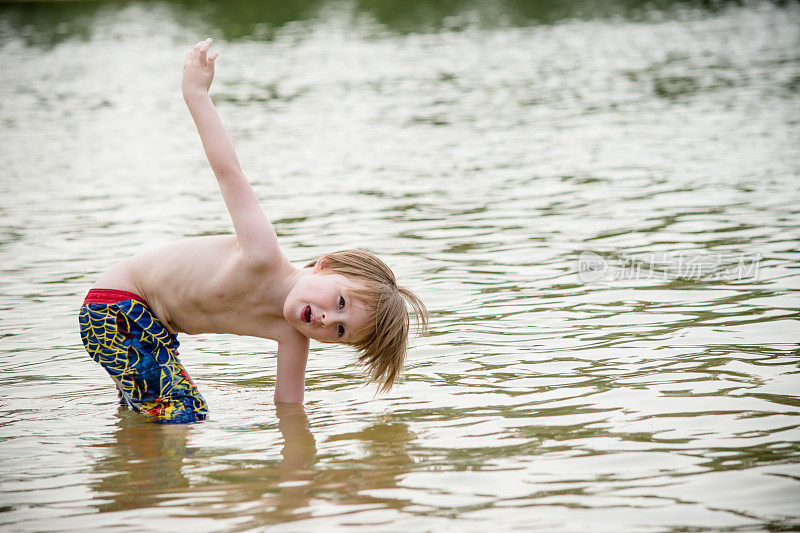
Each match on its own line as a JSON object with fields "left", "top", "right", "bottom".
{"left": 1, "top": 1, "right": 799, "bottom": 531}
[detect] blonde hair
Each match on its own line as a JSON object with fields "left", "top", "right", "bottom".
{"left": 306, "top": 250, "right": 428, "bottom": 392}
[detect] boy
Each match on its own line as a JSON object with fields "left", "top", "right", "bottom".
{"left": 78, "top": 39, "right": 427, "bottom": 423}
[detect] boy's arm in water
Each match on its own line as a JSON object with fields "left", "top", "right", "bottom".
{"left": 182, "top": 38, "right": 282, "bottom": 266}
{"left": 182, "top": 39, "right": 309, "bottom": 403}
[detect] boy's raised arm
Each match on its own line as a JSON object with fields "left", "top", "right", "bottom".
{"left": 182, "top": 38, "right": 281, "bottom": 265}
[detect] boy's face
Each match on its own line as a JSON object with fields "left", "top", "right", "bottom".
{"left": 284, "top": 271, "right": 371, "bottom": 344}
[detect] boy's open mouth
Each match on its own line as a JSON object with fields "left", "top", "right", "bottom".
{"left": 303, "top": 305, "right": 312, "bottom": 323}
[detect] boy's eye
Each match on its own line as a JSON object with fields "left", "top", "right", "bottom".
{"left": 339, "top": 296, "right": 345, "bottom": 309}
{"left": 338, "top": 325, "right": 345, "bottom": 338}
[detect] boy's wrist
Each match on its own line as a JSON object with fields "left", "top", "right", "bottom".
{"left": 182, "top": 87, "right": 210, "bottom": 102}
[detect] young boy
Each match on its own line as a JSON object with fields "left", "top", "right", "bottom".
{"left": 78, "top": 39, "right": 427, "bottom": 423}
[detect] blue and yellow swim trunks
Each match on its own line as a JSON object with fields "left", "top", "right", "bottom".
{"left": 79, "top": 289, "right": 208, "bottom": 423}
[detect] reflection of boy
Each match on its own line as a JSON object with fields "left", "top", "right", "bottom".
{"left": 78, "top": 39, "right": 427, "bottom": 423}
{"left": 94, "top": 417, "right": 190, "bottom": 511}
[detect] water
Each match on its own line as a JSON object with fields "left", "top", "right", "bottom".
{"left": 1, "top": 1, "right": 799, "bottom": 531}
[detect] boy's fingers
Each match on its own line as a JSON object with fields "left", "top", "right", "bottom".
{"left": 188, "top": 39, "right": 214, "bottom": 66}
{"left": 208, "top": 51, "right": 219, "bottom": 63}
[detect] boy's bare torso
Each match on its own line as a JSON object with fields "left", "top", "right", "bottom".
{"left": 95, "top": 235, "right": 301, "bottom": 342}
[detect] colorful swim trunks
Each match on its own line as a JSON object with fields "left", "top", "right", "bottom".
{"left": 79, "top": 288, "right": 208, "bottom": 423}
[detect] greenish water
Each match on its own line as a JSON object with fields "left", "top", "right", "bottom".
{"left": 1, "top": 1, "right": 799, "bottom": 531}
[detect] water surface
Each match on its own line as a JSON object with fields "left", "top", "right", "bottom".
{"left": 1, "top": 1, "right": 799, "bottom": 531}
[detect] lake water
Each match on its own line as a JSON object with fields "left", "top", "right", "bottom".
{"left": 1, "top": 1, "right": 799, "bottom": 531}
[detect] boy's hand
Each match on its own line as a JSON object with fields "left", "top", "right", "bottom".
{"left": 182, "top": 38, "right": 219, "bottom": 98}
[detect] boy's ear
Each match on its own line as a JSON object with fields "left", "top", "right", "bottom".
{"left": 313, "top": 255, "right": 330, "bottom": 273}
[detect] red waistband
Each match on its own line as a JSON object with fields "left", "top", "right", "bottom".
{"left": 83, "top": 288, "right": 148, "bottom": 307}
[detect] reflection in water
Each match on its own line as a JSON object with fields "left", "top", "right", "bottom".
{"left": 92, "top": 410, "right": 190, "bottom": 513}
{"left": 91, "top": 404, "right": 417, "bottom": 527}
{"left": 187, "top": 405, "right": 415, "bottom": 528}
{"left": 271, "top": 402, "right": 317, "bottom": 523}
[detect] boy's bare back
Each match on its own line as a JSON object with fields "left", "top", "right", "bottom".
{"left": 94, "top": 235, "right": 300, "bottom": 339}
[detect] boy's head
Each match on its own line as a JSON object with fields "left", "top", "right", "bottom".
{"left": 287, "top": 250, "right": 428, "bottom": 392}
